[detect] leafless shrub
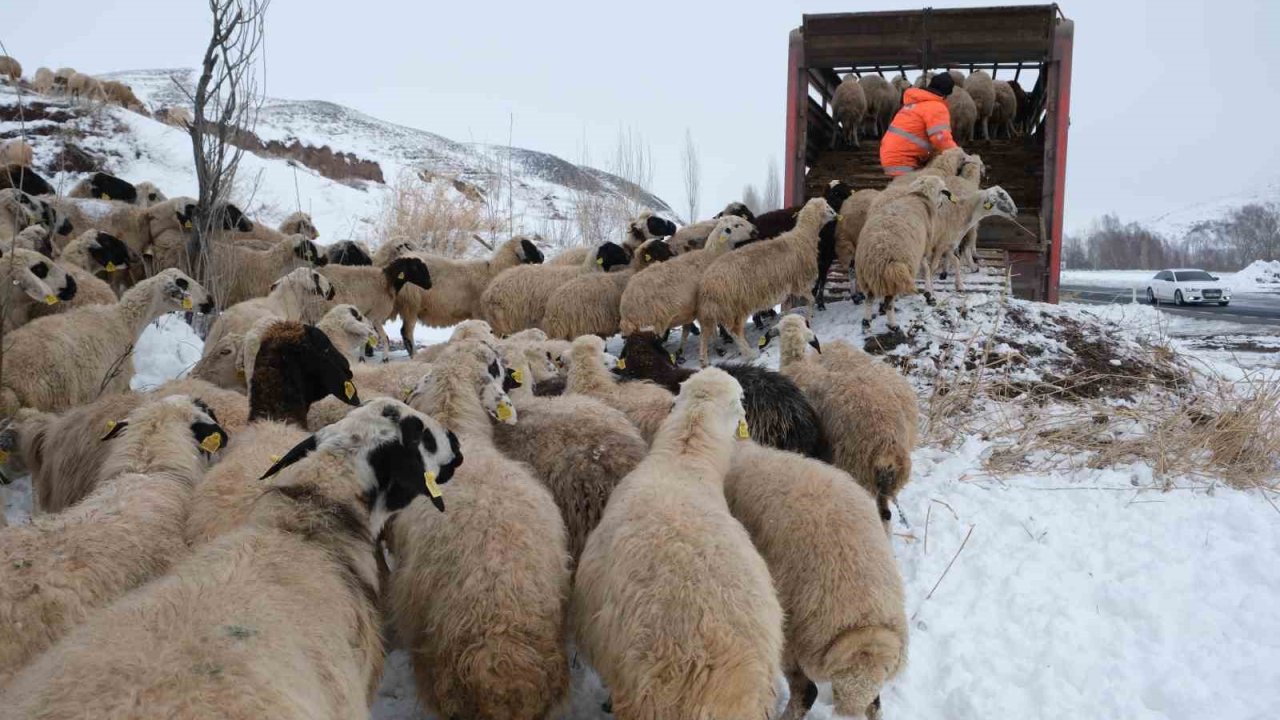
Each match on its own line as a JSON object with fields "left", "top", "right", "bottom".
{"left": 376, "top": 170, "right": 488, "bottom": 258}
{"left": 681, "top": 128, "right": 700, "bottom": 223}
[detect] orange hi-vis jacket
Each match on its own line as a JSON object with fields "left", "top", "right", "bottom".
{"left": 880, "top": 87, "right": 959, "bottom": 176}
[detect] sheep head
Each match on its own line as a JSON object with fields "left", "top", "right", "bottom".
{"left": 516, "top": 236, "right": 545, "bottom": 264}
{"left": 907, "top": 175, "right": 951, "bottom": 210}
{"left": 0, "top": 247, "right": 74, "bottom": 306}
{"left": 385, "top": 256, "right": 432, "bottom": 292}
{"left": 85, "top": 231, "right": 131, "bottom": 274}
{"left": 101, "top": 395, "right": 229, "bottom": 461}
{"left": 709, "top": 215, "right": 758, "bottom": 253}
{"left": 980, "top": 186, "right": 1017, "bottom": 220}
{"left": 672, "top": 367, "right": 749, "bottom": 443}
{"left": 715, "top": 201, "right": 756, "bottom": 224}
{"left": 153, "top": 268, "right": 213, "bottom": 314}
{"left": 592, "top": 242, "right": 630, "bottom": 272}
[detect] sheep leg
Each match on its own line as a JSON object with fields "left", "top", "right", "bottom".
{"left": 698, "top": 318, "right": 712, "bottom": 368}
{"left": 400, "top": 316, "right": 416, "bottom": 357}
{"left": 676, "top": 324, "right": 689, "bottom": 358}
{"left": 951, "top": 251, "right": 964, "bottom": 292}
{"left": 862, "top": 296, "right": 874, "bottom": 328}
{"left": 922, "top": 258, "right": 936, "bottom": 306}
{"left": 981, "top": 116, "right": 990, "bottom": 141}
{"left": 884, "top": 296, "right": 899, "bottom": 330}
{"left": 376, "top": 324, "right": 393, "bottom": 363}
{"left": 849, "top": 266, "right": 866, "bottom": 305}
{"left": 777, "top": 665, "right": 817, "bottom": 720}
{"left": 728, "top": 317, "right": 757, "bottom": 361}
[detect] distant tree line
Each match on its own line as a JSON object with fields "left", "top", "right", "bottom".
{"left": 1063, "top": 202, "right": 1280, "bottom": 271}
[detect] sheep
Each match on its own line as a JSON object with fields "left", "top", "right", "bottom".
{"left": 5, "top": 223, "right": 55, "bottom": 256}
{"left": 0, "top": 245, "right": 78, "bottom": 331}
{"left": 548, "top": 212, "right": 678, "bottom": 266}
{"left": 412, "top": 318, "right": 499, "bottom": 363}
{"left": 395, "top": 339, "right": 571, "bottom": 720}
{"left": 318, "top": 303, "right": 380, "bottom": 365}
{"left": 492, "top": 380, "right": 648, "bottom": 567}
{"left": 41, "top": 194, "right": 198, "bottom": 263}
{"left": 68, "top": 172, "right": 139, "bottom": 203}
{"left": 992, "top": 79, "right": 1018, "bottom": 139}
{"left": 616, "top": 330, "right": 829, "bottom": 458}
{"left": 100, "top": 79, "right": 145, "bottom": 113}
{"left": 32, "top": 67, "right": 54, "bottom": 94}
{"left": 855, "top": 175, "right": 951, "bottom": 329}
{"left": 0, "top": 396, "right": 227, "bottom": 684}
{"left": 142, "top": 197, "right": 256, "bottom": 272}
{"left": 0, "top": 269, "right": 213, "bottom": 417}
{"left": 859, "top": 74, "right": 897, "bottom": 136}
{"left": 666, "top": 201, "right": 756, "bottom": 254}
{"left": 0, "top": 139, "right": 33, "bottom": 167}
{"left": 566, "top": 334, "right": 673, "bottom": 442}
{"left": 213, "top": 233, "right": 327, "bottom": 307}
{"left": 15, "top": 379, "right": 247, "bottom": 514}
{"left": 390, "top": 235, "right": 544, "bottom": 354}
{"left": 948, "top": 68, "right": 967, "bottom": 88}
{"left": 154, "top": 105, "right": 192, "bottom": 128}
{"left": 725, "top": 442, "right": 908, "bottom": 720}
{"left": 326, "top": 239, "right": 373, "bottom": 265}
{"left": 541, "top": 238, "right": 674, "bottom": 341}
{"left": 0, "top": 55, "right": 20, "bottom": 82}
{"left": 746, "top": 179, "right": 853, "bottom": 242}
{"left": 0, "top": 189, "right": 43, "bottom": 241}
{"left": 619, "top": 215, "right": 757, "bottom": 357}
{"left": 28, "top": 230, "right": 130, "bottom": 315}
{"left": 67, "top": 72, "right": 106, "bottom": 102}
{"left": 831, "top": 74, "right": 868, "bottom": 148}
{"left": 776, "top": 314, "right": 918, "bottom": 524}
{"left": 965, "top": 69, "right": 996, "bottom": 140}
{"left": 202, "top": 266, "right": 335, "bottom": 351}
{"left": 912, "top": 70, "right": 934, "bottom": 88}
{"left": 816, "top": 188, "right": 881, "bottom": 308}
{"left": 279, "top": 210, "right": 319, "bottom": 239}
{"left": 320, "top": 255, "right": 432, "bottom": 359}
{"left": 133, "top": 181, "right": 167, "bottom": 207}
{"left": 892, "top": 73, "right": 912, "bottom": 97}
{"left": 481, "top": 241, "right": 628, "bottom": 336}
{"left": 0, "top": 163, "right": 54, "bottom": 196}
{"left": 52, "top": 67, "right": 76, "bottom": 92}
{"left": 947, "top": 85, "right": 978, "bottom": 143}
{"left": 1011, "top": 79, "right": 1032, "bottom": 135}
{"left": 2, "top": 399, "right": 458, "bottom": 719}
{"left": 696, "top": 197, "right": 837, "bottom": 366}
{"left": 927, "top": 182, "right": 1017, "bottom": 293}
{"left": 574, "top": 367, "right": 783, "bottom": 720}
{"left": 185, "top": 321, "right": 365, "bottom": 543}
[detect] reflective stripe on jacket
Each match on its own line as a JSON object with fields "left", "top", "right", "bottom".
{"left": 880, "top": 87, "right": 959, "bottom": 175}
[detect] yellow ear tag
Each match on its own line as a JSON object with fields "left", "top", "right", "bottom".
{"left": 44, "top": 294, "right": 58, "bottom": 305}
{"left": 424, "top": 471, "right": 442, "bottom": 499}
{"left": 403, "top": 387, "right": 413, "bottom": 401}
{"left": 104, "top": 420, "right": 117, "bottom": 434}
{"left": 183, "top": 220, "right": 192, "bottom": 230}
{"left": 512, "top": 368, "right": 525, "bottom": 385}
{"left": 736, "top": 419, "right": 750, "bottom": 440}
{"left": 397, "top": 272, "right": 405, "bottom": 280}
{"left": 269, "top": 454, "right": 281, "bottom": 464}
{"left": 669, "top": 353, "right": 677, "bottom": 364}
{"left": 983, "top": 201, "right": 994, "bottom": 210}
{"left": 596, "top": 257, "right": 604, "bottom": 266}
{"left": 757, "top": 335, "right": 767, "bottom": 347}
{"left": 100, "top": 193, "right": 110, "bottom": 200}
{"left": 237, "top": 368, "right": 246, "bottom": 379}
{"left": 343, "top": 381, "right": 356, "bottom": 399}
{"left": 0, "top": 449, "right": 10, "bottom": 464}
{"left": 181, "top": 296, "right": 193, "bottom": 311}
{"left": 199, "top": 432, "right": 223, "bottom": 453}
{"left": 496, "top": 401, "right": 514, "bottom": 423}
{"left": 644, "top": 254, "right": 651, "bottom": 262}
{"left": 616, "top": 358, "right": 626, "bottom": 370}
{"left": 367, "top": 335, "right": 379, "bottom": 348}
{"left": 105, "top": 261, "right": 117, "bottom": 273}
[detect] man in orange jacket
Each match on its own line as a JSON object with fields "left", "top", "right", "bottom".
{"left": 880, "top": 72, "right": 960, "bottom": 176}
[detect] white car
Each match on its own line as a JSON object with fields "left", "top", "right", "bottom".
{"left": 1145, "top": 269, "right": 1231, "bottom": 306}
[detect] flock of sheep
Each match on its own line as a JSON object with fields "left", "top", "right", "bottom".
{"left": 833, "top": 68, "right": 1032, "bottom": 147}
{"left": 0, "top": 56, "right": 1024, "bottom": 719}
{"left": 0, "top": 55, "right": 190, "bottom": 127}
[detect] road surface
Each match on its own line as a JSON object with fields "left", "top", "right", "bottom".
{"left": 1060, "top": 285, "right": 1280, "bottom": 326}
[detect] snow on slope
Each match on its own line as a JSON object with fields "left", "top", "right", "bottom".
{"left": 1143, "top": 178, "right": 1280, "bottom": 240}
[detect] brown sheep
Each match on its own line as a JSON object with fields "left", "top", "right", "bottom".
{"left": 0, "top": 56, "right": 21, "bottom": 82}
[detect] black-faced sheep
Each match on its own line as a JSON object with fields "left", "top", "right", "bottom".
{"left": 480, "top": 241, "right": 628, "bottom": 336}
{"left": 696, "top": 197, "right": 837, "bottom": 365}
{"left": 616, "top": 331, "right": 829, "bottom": 458}
{"left": 573, "top": 367, "right": 783, "bottom": 720}
{"left": 541, "top": 238, "right": 674, "bottom": 341}
{"left": 816, "top": 187, "right": 881, "bottom": 309}
{"left": 28, "top": 230, "right": 130, "bottom": 315}
{"left": 0, "top": 245, "right": 78, "bottom": 331}
{"left": 726, "top": 442, "right": 907, "bottom": 720}
{"left": 390, "top": 236, "right": 544, "bottom": 354}
{"left": 325, "top": 239, "right": 373, "bottom": 266}
{"left": 776, "top": 314, "right": 918, "bottom": 524}
{"left": 547, "top": 212, "right": 677, "bottom": 266}
{"left": 68, "top": 172, "right": 139, "bottom": 203}
{"left": 395, "top": 340, "right": 571, "bottom": 720}
{"left": 320, "top": 255, "right": 431, "bottom": 359}
{"left": 2, "top": 399, "right": 457, "bottom": 719}
{"left": 666, "top": 201, "right": 757, "bottom": 254}
{"left": 0, "top": 396, "right": 226, "bottom": 684}
{"left": 278, "top": 210, "right": 319, "bottom": 239}
{"left": 0, "top": 164, "right": 54, "bottom": 196}
{"left": 213, "top": 233, "right": 327, "bottom": 307}
{"left": 0, "top": 269, "right": 213, "bottom": 416}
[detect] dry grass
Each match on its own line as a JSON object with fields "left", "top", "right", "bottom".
{"left": 375, "top": 170, "right": 496, "bottom": 258}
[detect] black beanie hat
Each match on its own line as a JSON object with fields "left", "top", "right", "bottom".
{"left": 928, "top": 72, "right": 955, "bottom": 97}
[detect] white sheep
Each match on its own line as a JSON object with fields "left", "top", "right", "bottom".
{"left": 832, "top": 74, "right": 868, "bottom": 148}
{"left": 965, "top": 70, "right": 997, "bottom": 140}
{"left": 566, "top": 334, "right": 674, "bottom": 442}
{"left": 481, "top": 241, "right": 628, "bottom": 336}
{"left": 855, "top": 175, "right": 950, "bottom": 329}
{"left": 320, "top": 255, "right": 432, "bottom": 359}
{"left": 573, "top": 367, "right": 783, "bottom": 720}
{"left": 202, "top": 266, "right": 334, "bottom": 351}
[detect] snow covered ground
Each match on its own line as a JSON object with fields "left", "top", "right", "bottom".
{"left": 1063, "top": 260, "right": 1280, "bottom": 295}
{"left": 8, "top": 290, "right": 1276, "bottom": 720}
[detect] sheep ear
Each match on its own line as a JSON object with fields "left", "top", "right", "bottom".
{"left": 259, "top": 435, "right": 319, "bottom": 480}
{"left": 100, "top": 420, "right": 128, "bottom": 441}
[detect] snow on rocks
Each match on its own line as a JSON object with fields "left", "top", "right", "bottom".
{"left": 1227, "top": 260, "right": 1280, "bottom": 294}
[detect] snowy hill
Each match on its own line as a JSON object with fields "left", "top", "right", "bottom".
{"left": 1143, "top": 178, "right": 1280, "bottom": 240}
{"left": 2, "top": 69, "right": 674, "bottom": 251}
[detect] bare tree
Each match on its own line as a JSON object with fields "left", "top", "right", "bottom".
{"left": 610, "top": 126, "right": 654, "bottom": 221}
{"left": 742, "top": 184, "right": 762, "bottom": 216}
{"left": 681, "top": 128, "right": 701, "bottom": 223}
{"left": 762, "top": 156, "right": 781, "bottom": 213}
{"left": 174, "top": 0, "right": 270, "bottom": 311}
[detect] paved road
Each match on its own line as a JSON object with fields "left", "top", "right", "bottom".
{"left": 1060, "top": 284, "right": 1280, "bottom": 327}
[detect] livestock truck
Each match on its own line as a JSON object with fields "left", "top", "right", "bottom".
{"left": 784, "top": 4, "right": 1074, "bottom": 302}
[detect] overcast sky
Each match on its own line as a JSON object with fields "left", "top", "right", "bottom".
{"left": 4, "top": 0, "right": 1277, "bottom": 232}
